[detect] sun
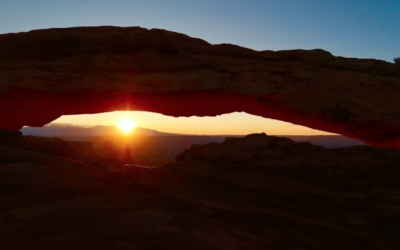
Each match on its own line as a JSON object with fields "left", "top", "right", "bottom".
{"left": 117, "top": 118, "right": 136, "bottom": 133}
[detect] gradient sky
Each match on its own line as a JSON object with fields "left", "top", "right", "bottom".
{"left": 2, "top": 1, "right": 399, "bottom": 135}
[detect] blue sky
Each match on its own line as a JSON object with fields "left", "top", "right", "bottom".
{"left": 1, "top": 0, "right": 399, "bottom": 61}
{"left": 2, "top": 1, "right": 399, "bottom": 135}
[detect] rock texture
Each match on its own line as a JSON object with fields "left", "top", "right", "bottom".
{"left": 24, "top": 135, "right": 93, "bottom": 158}
{"left": 1, "top": 133, "right": 400, "bottom": 249}
{"left": 0, "top": 26, "right": 400, "bottom": 149}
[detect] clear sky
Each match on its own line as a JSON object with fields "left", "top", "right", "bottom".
{"left": 2, "top": 1, "right": 399, "bottom": 135}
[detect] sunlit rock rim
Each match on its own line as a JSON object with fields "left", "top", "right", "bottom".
{"left": 0, "top": 26, "right": 399, "bottom": 149}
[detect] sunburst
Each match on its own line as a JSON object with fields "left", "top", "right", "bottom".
{"left": 117, "top": 118, "right": 136, "bottom": 133}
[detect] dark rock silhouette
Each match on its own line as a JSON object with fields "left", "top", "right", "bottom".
{"left": 0, "top": 27, "right": 399, "bottom": 149}
{"left": 0, "top": 128, "right": 24, "bottom": 145}
{"left": 24, "top": 135, "right": 69, "bottom": 155}
{"left": 123, "top": 144, "right": 132, "bottom": 163}
{"left": 1, "top": 132, "right": 400, "bottom": 249}
{"left": 24, "top": 135, "right": 94, "bottom": 158}
{"left": 0, "top": 25, "right": 399, "bottom": 248}
{"left": 64, "top": 141, "right": 94, "bottom": 158}
{"left": 175, "top": 133, "right": 396, "bottom": 178}
{"left": 100, "top": 140, "right": 119, "bottom": 159}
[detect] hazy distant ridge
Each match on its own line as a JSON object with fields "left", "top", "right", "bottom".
{"left": 21, "top": 124, "right": 177, "bottom": 137}
{"left": 20, "top": 124, "right": 366, "bottom": 149}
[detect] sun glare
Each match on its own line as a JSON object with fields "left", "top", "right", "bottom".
{"left": 117, "top": 118, "right": 136, "bottom": 133}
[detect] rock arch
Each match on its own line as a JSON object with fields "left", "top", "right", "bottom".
{"left": 0, "top": 26, "right": 399, "bottom": 149}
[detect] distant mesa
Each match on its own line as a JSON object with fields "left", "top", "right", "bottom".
{"left": 177, "top": 133, "right": 325, "bottom": 164}
{"left": 0, "top": 27, "right": 399, "bottom": 149}
{"left": 175, "top": 133, "right": 400, "bottom": 178}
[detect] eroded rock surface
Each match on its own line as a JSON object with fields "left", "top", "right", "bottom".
{"left": 0, "top": 27, "right": 400, "bottom": 149}
{"left": 1, "top": 133, "right": 400, "bottom": 249}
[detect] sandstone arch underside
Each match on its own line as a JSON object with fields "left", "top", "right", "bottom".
{"left": 0, "top": 26, "right": 399, "bottom": 149}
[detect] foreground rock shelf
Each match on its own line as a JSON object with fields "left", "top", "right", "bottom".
{"left": 1, "top": 133, "right": 400, "bottom": 249}
{"left": 1, "top": 26, "right": 400, "bottom": 149}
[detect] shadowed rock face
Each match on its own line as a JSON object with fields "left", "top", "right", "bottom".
{"left": 0, "top": 26, "right": 400, "bottom": 149}
{"left": 1, "top": 133, "right": 400, "bottom": 249}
